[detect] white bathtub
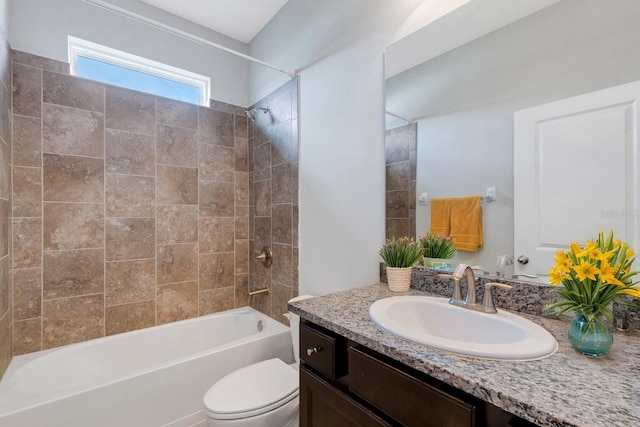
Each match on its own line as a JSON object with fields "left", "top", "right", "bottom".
{"left": 0, "top": 307, "right": 292, "bottom": 427}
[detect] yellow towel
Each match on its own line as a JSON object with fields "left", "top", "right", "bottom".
{"left": 430, "top": 198, "right": 451, "bottom": 237}
{"left": 449, "top": 196, "right": 483, "bottom": 252}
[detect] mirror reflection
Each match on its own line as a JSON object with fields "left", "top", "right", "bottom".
{"left": 385, "top": 0, "right": 640, "bottom": 283}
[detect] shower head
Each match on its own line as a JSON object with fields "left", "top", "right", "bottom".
{"left": 244, "top": 106, "right": 269, "bottom": 122}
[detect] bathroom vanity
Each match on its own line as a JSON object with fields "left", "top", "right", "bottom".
{"left": 290, "top": 283, "right": 640, "bottom": 427}
{"left": 299, "top": 320, "right": 535, "bottom": 426}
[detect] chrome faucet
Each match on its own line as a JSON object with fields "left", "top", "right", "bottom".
{"left": 439, "top": 264, "right": 479, "bottom": 308}
{"left": 460, "top": 264, "right": 479, "bottom": 306}
{"left": 496, "top": 255, "right": 513, "bottom": 277}
{"left": 439, "top": 264, "right": 513, "bottom": 313}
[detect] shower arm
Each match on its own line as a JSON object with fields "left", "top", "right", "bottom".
{"left": 245, "top": 107, "right": 269, "bottom": 122}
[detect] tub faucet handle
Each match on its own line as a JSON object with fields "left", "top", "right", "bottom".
{"left": 256, "top": 246, "right": 272, "bottom": 268}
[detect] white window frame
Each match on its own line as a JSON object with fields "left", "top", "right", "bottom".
{"left": 68, "top": 36, "right": 211, "bottom": 107}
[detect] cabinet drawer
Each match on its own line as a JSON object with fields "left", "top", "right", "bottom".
{"left": 349, "top": 346, "right": 476, "bottom": 427}
{"left": 300, "top": 322, "right": 347, "bottom": 380}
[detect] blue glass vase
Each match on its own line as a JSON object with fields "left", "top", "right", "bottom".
{"left": 567, "top": 313, "right": 613, "bottom": 356}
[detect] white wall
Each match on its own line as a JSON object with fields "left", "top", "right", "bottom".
{"left": 10, "top": 0, "right": 250, "bottom": 107}
{"left": 388, "top": 0, "right": 640, "bottom": 276}
{"left": 249, "top": 0, "right": 428, "bottom": 296}
{"left": 0, "top": 0, "right": 8, "bottom": 38}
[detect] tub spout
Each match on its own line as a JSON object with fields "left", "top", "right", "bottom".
{"left": 249, "top": 288, "right": 269, "bottom": 297}
{"left": 248, "top": 288, "right": 269, "bottom": 305}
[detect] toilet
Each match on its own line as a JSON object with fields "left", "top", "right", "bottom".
{"left": 203, "top": 295, "right": 313, "bottom": 427}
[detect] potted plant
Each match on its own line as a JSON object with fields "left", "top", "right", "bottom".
{"left": 379, "top": 237, "right": 423, "bottom": 292}
{"left": 419, "top": 232, "right": 456, "bottom": 270}
{"left": 547, "top": 230, "right": 639, "bottom": 356}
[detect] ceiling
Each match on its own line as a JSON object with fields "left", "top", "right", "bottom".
{"left": 138, "top": 0, "right": 289, "bottom": 43}
{"left": 385, "top": 0, "right": 561, "bottom": 78}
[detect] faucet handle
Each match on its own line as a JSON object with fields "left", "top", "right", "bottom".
{"left": 470, "top": 266, "right": 490, "bottom": 275}
{"left": 438, "top": 274, "right": 463, "bottom": 303}
{"left": 482, "top": 282, "right": 513, "bottom": 313}
{"left": 512, "top": 273, "right": 538, "bottom": 279}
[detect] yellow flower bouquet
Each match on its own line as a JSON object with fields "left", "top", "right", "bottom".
{"left": 547, "top": 230, "right": 639, "bottom": 339}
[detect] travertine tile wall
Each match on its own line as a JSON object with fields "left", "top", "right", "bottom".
{"left": 385, "top": 122, "right": 417, "bottom": 239}
{"left": 0, "top": 32, "right": 12, "bottom": 378}
{"left": 11, "top": 50, "right": 250, "bottom": 354}
{"left": 248, "top": 79, "right": 299, "bottom": 322}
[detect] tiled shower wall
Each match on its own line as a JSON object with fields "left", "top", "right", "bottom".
{"left": 11, "top": 50, "right": 250, "bottom": 354}
{"left": 249, "top": 79, "right": 299, "bottom": 321}
{"left": 0, "top": 32, "right": 12, "bottom": 378}
{"left": 385, "top": 122, "right": 417, "bottom": 239}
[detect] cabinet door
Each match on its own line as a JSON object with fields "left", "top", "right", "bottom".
{"left": 300, "top": 367, "right": 392, "bottom": 427}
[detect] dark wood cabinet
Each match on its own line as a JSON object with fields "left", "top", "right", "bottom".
{"left": 349, "top": 346, "right": 475, "bottom": 426}
{"left": 299, "top": 319, "right": 539, "bottom": 427}
{"left": 300, "top": 366, "right": 392, "bottom": 426}
{"left": 300, "top": 322, "right": 347, "bottom": 380}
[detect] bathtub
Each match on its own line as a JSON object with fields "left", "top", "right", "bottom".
{"left": 0, "top": 307, "right": 292, "bottom": 427}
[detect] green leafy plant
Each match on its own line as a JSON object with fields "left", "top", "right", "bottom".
{"left": 546, "top": 230, "right": 639, "bottom": 332}
{"left": 419, "top": 233, "right": 456, "bottom": 259}
{"left": 379, "top": 237, "right": 424, "bottom": 268}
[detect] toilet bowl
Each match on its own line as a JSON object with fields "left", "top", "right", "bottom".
{"left": 204, "top": 295, "right": 313, "bottom": 427}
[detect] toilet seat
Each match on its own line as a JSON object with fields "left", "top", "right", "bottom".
{"left": 204, "top": 358, "right": 299, "bottom": 421}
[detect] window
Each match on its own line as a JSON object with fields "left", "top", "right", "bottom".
{"left": 68, "top": 36, "right": 210, "bottom": 106}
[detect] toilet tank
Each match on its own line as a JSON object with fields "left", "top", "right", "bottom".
{"left": 287, "top": 295, "right": 314, "bottom": 363}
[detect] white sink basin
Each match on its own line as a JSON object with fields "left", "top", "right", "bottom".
{"left": 369, "top": 296, "right": 557, "bottom": 361}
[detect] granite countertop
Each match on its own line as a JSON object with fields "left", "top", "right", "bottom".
{"left": 289, "top": 283, "right": 640, "bottom": 427}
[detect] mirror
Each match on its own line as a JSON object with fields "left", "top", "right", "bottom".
{"left": 385, "top": 0, "right": 640, "bottom": 283}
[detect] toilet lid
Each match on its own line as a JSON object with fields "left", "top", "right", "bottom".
{"left": 204, "top": 358, "right": 299, "bottom": 420}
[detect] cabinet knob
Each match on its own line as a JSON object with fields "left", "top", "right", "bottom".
{"left": 306, "top": 346, "right": 323, "bottom": 356}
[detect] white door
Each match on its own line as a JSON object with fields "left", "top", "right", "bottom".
{"left": 514, "top": 80, "right": 640, "bottom": 278}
